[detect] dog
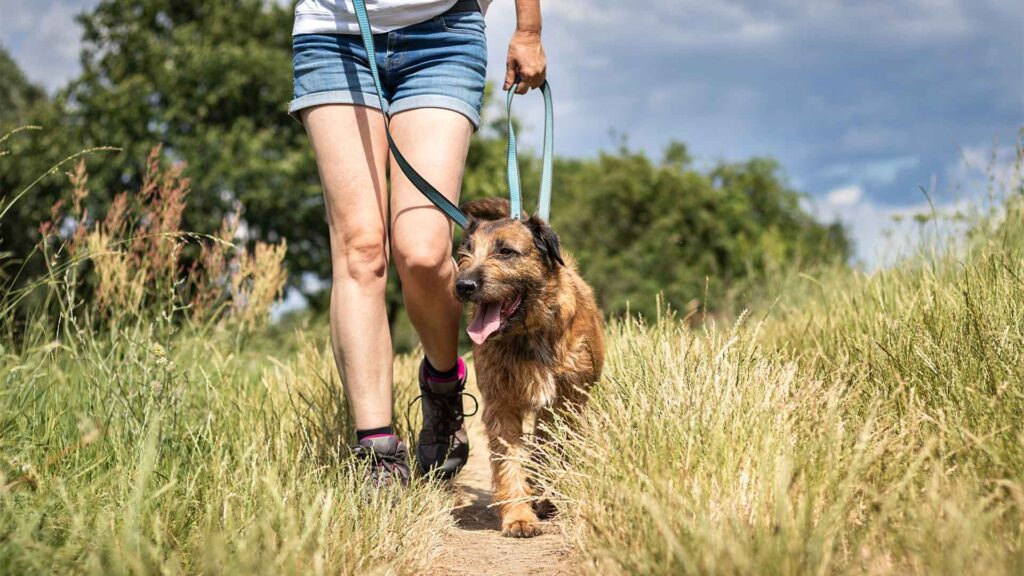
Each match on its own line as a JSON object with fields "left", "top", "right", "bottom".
{"left": 454, "top": 198, "right": 605, "bottom": 538}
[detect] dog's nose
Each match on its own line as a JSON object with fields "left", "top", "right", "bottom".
{"left": 455, "top": 278, "right": 479, "bottom": 298}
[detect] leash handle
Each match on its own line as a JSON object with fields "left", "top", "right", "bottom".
{"left": 352, "top": 0, "right": 470, "bottom": 229}
{"left": 506, "top": 80, "right": 554, "bottom": 221}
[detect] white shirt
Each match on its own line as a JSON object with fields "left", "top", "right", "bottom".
{"left": 293, "top": 0, "right": 492, "bottom": 36}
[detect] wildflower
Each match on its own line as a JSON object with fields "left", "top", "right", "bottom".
{"left": 150, "top": 342, "right": 168, "bottom": 366}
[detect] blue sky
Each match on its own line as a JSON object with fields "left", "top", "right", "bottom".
{"left": 2, "top": 0, "right": 1022, "bottom": 265}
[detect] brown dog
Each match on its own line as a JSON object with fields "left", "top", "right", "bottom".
{"left": 454, "top": 198, "right": 605, "bottom": 538}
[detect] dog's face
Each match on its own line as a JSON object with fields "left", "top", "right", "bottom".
{"left": 455, "top": 215, "right": 564, "bottom": 344}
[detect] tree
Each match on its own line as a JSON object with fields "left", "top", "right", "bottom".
{"left": 1, "top": 1, "right": 850, "bottom": 339}
{"left": 1, "top": 45, "right": 67, "bottom": 282}
{"left": 0, "top": 44, "right": 45, "bottom": 128}
{"left": 68, "top": 0, "right": 320, "bottom": 266}
{"left": 1, "top": 1, "right": 324, "bottom": 294}
{"left": 551, "top": 142, "right": 850, "bottom": 319}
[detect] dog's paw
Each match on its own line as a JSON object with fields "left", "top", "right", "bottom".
{"left": 501, "top": 519, "right": 543, "bottom": 538}
{"left": 533, "top": 498, "right": 557, "bottom": 520}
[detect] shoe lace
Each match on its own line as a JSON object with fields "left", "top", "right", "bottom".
{"left": 406, "top": 388, "right": 479, "bottom": 439}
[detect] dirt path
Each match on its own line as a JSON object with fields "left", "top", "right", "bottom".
{"left": 431, "top": 381, "right": 576, "bottom": 576}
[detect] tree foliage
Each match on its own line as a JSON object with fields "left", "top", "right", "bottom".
{"left": 1, "top": 0, "right": 849, "bottom": 335}
{"left": 1, "top": 0, "right": 317, "bottom": 291}
{"left": 546, "top": 144, "right": 849, "bottom": 318}
{"left": 0, "top": 45, "right": 45, "bottom": 128}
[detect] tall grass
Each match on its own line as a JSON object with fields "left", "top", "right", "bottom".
{"left": 0, "top": 328, "right": 452, "bottom": 575}
{"left": 4, "top": 126, "right": 1023, "bottom": 574}
{"left": 0, "top": 138, "right": 452, "bottom": 574}
{"left": 537, "top": 147, "right": 1024, "bottom": 574}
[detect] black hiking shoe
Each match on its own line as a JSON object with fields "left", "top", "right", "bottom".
{"left": 415, "top": 357, "right": 477, "bottom": 479}
{"left": 352, "top": 434, "right": 411, "bottom": 489}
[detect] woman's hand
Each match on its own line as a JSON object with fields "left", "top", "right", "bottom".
{"left": 504, "top": 29, "right": 546, "bottom": 95}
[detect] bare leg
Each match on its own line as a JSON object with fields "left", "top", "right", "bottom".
{"left": 389, "top": 108, "right": 473, "bottom": 371}
{"left": 301, "top": 104, "right": 392, "bottom": 431}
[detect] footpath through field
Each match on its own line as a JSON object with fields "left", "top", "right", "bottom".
{"left": 431, "top": 375, "right": 576, "bottom": 575}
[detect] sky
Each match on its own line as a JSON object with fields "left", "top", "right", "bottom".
{"left": 2, "top": 0, "right": 1022, "bottom": 266}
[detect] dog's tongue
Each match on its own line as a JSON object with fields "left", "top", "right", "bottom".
{"left": 467, "top": 302, "right": 502, "bottom": 345}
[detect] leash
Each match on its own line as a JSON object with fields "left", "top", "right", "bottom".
{"left": 505, "top": 80, "right": 554, "bottom": 221}
{"left": 350, "top": 0, "right": 555, "bottom": 226}
{"left": 351, "top": 0, "right": 468, "bottom": 228}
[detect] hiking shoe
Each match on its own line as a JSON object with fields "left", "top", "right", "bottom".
{"left": 353, "top": 434, "right": 411, "bottom": 489}
{"left": 415, "top": 357, "right": 477, "bottom": 479}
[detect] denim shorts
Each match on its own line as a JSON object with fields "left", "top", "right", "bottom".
{"left": 289, "top": 10, "right": 488, "bottom": 129}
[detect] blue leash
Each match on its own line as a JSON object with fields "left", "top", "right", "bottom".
{"left": 351, "top": 0, "right": 555, "bottom": 227}
{"left": 505, "top": 80, "right": 554, "bottom": 221}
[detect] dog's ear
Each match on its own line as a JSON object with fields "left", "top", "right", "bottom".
{"left": 526, "top": 215, "right": 565, "bottom": 269}
{"left": 459, "top": 217, "right": 479, "bottom": 248}
{"left": 460, "top": 197, "right": 527, "bottom": 221}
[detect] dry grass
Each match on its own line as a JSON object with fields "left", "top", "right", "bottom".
{"left": 1, "top": 141, "right": 450, "bottom": 575}
{"left": 3, "top": 132, "right": 1023, "bottom": 574}
{"left": 534, "top": 147, "right": 1024, "bottom": 575}
{"left": 0, "top": 325, "right": 453, "bottom": 575}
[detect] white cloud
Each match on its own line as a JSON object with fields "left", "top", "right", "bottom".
{"left": 822, "top": 156, "right": 920, "bottom": 186}
{"left": 825, "top": 184, "right": 864, "bottom": 206}
{"left": 541, "top": 0, "right": 977, "bottom": 52}
{"left": 544, "top": 1, "right": 783, "bottom": 49}
{"left": 816, "top": 191, "right": 971, "bottom": 268}
{"left": 949, "top": 144, "right": 1020, "bottom": 197}
{"left": 2, "top": 0, "right": 1017, "bottom": 239}
{"left": 0, "top": 0, "right": 96, "bottom": 92}
{"left": 814, "top": 140, "right": 1021, "bottom": 269}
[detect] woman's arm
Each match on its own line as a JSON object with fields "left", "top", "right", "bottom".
{"left": 504, "top": 0, "right": 546, "bottom": 94}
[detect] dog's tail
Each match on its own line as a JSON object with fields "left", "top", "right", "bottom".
{"left": 460, "top": 197, "right": 528, "bottom": 221}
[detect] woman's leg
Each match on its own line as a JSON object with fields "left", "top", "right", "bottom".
{"left": 301, "top": 104, "right": 393, "bottom": 432}
{"left": 390, "top": 107, "right": 474, "bottom": 477}
{"left": 389, "top": 108, "right": 474, "bottom": 372}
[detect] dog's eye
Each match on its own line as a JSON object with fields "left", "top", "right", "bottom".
{"left": 497, "top": 247, "right": 518, "bottom": 258}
